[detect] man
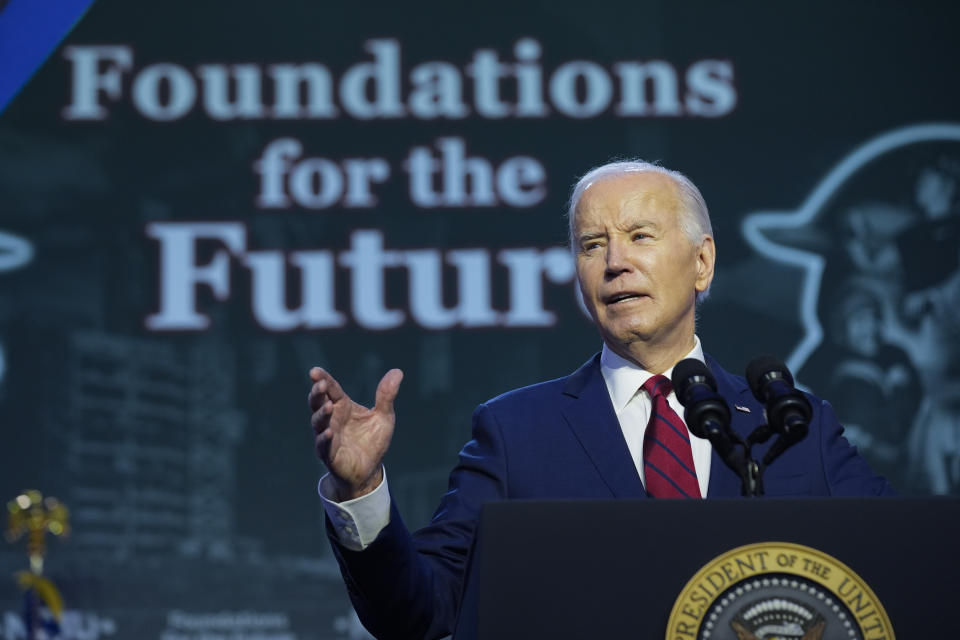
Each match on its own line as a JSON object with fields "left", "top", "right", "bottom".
{"left": 307, "top": 161, "right": 893, "bottom": 639}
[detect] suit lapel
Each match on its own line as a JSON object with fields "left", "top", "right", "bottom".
{"left": 560, "top": 355, "right": 648, "bottom": 499}
{"left": 705, "top": 354, "right": 764, "bottom": 498}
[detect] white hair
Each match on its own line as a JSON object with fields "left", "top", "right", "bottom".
{"left": 566, "top": 159, "right": 714, "bottom": 302}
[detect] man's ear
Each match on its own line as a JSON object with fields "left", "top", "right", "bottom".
{"left": 694, "top": 236, "right": 716, "bottom": 293}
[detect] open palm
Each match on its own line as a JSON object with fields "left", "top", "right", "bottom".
{"left": 308, "top": 367, "right": 403, "bottom": 500}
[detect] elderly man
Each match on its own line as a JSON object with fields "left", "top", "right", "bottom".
{"left": 307, "top": 161, "right": 892, "bottom": 639}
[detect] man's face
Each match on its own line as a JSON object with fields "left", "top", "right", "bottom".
{"left": 573, "top": 172, "right": 714, "bottom": 357}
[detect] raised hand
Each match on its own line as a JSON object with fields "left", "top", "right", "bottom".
{"left": 308, "top": 367, "right": 404, "bottom": 501}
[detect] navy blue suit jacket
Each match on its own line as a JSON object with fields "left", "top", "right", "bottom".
{"left": 328, "top": 353, "right": 894, "bottom": 640}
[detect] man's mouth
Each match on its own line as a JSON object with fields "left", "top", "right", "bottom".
{"left": 604, "top": 292, "right": 646, "bottom": 305}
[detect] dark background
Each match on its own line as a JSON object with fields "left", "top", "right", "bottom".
{"left": 1, "top": 1, "right": 958, "bottom": 638}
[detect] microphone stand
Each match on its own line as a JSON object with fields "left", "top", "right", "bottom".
{"left": 704, "top": 428, "right": 761, "bottom": 498}
{"left": 714, "top": 422, "right": 805, "bottom": 497}
{"left": 701, "top": 426, "right": 759, "bottom": 497}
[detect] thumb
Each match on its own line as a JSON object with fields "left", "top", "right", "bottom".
{"left": 374, "top": 368, "right": 404, "bottom": 416}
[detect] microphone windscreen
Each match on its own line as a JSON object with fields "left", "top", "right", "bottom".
{"left": 745, "top": 355, "right": 794, "bottom": 399}
{"left": 672, "top": 358, "right": 717, "bottom": 404}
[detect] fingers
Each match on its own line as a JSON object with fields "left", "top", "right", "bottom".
{"left": 310, "top": 398, "right": 335, "bottom": 434}
{"left": 307, "top": 365, "right": 402, "bottom": 428}
{"left": 313, "top": 425, "right": 333, "bottom": 463}
{"left": 307, "top": 367, "right": 346, "bottom": 411}
{"left": 374, "top": 368, "right": 404, "bottom": 416}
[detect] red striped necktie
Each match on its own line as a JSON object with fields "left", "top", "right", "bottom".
{"left": 641, "top": 375, "right": 701, "bottom": 498}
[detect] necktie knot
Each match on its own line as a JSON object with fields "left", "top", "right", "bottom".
{"left": 642, "top": 374, "right": 673, "bottom": 399}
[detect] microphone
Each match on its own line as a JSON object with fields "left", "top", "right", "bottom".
{"left": 745, "top": 355, "right": 811, "bottom": 443}
{"left": 672, "top": 359, "right": 732, "bottom": 441}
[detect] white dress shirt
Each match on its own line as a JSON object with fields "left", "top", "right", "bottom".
{"left": 321, "top": 336, "right": 713, "bottom": 550}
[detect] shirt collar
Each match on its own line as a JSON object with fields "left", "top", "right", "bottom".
{"left": 600, "top": 336, "right": 705, "bottom": 413}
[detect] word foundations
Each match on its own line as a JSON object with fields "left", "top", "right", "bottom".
{"left": 62, "top": 39, "right": 736, "bottom": 122}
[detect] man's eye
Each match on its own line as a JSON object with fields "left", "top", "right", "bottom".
{"left": 583, "top": 241, "right": 602, "bottom": 252}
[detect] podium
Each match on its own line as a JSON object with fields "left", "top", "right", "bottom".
{"left": 455, "top": 498, "right": 960, "bottom": 639}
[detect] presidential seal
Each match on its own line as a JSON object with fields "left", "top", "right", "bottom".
{"left": 666, "top": 542, "right": 894, "bottom": 640}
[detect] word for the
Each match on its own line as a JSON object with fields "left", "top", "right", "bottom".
{"left": 254, "top": 136, "right": 545, "bottom": 210}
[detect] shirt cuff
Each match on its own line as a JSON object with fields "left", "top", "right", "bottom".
{"left": 318, "top": 468, "right": 391, "bottom": 551}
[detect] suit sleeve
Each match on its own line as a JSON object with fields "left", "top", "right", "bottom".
{"left": 817, "top": 398, "right": 897, "bottom": 496}
{"left": 327, "top": 402, "right": 509, "bottom": 640}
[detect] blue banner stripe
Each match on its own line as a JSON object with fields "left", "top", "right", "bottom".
{"left": 0, "top": 0, "right": 97, "bottom": 114}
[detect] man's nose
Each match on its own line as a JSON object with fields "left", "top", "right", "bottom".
{"left": 604, "top": 239, "right": 632, "bottom": 276}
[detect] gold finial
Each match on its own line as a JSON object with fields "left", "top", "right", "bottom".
{"left": 6, "top": 490, "right": 70, "bottom": 576}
